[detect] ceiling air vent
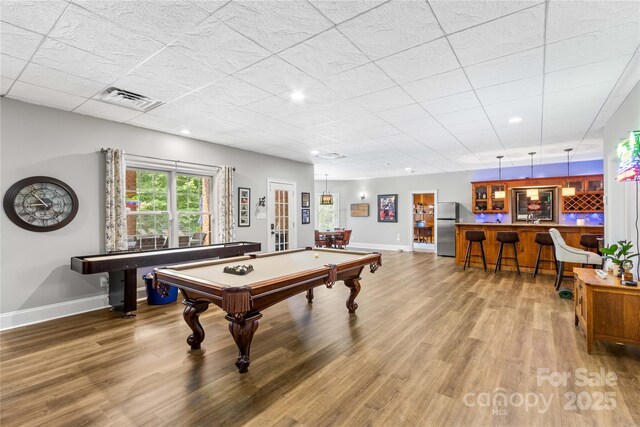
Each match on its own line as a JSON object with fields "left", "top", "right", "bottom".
{"left": 316, "top": 152, "right": 345, "bottom": 160}
{"left": 96, "top": 87, "right": 164, "bottom": 112}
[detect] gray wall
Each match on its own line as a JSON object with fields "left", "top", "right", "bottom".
{"left": 603, "top": 81, "right": 640, "bottom": 277}
{"left": 1, "top": 99, "right": 314, "bottom": 313}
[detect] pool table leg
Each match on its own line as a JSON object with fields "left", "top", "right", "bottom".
{"left": 226, "top": 312, "right": 262, "bottom": 373}
{"left": 306, "top": 288, "right": 314, "bottom": 303}
{"left": 344, "top": 277, "right": 361, "bottom": 313}
{"left": 182, "top": 299, "right": 210, "bottom": 350}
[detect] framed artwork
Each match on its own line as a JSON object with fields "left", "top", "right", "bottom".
{"left": 301, "top": 192, "right": 310, "bottom": 208}
{"left": 350, "top": 203, "right": 369, "bottom": 217}
{"left": 377, "top": 194, "right": 398, "bottom": 223}
{"left": 238, "top": 187, "right": 250, "bottom": 227}
{"left": 301, "top": 208, "right": 310, "bottom": 224}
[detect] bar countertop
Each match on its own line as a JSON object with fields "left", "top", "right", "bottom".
{"left": 456, "top": 223, "right": 604, "bottom": 228}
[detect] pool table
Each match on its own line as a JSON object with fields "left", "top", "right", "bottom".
{"left": 154, "top": 247, "right": 382, "bottom": 373}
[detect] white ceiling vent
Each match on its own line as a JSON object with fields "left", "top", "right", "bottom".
{"left": 96, "top": 87, "right": 164, "bottom": 112}
{"left": 316, "top": 152, "right": 345, "bottom": 160}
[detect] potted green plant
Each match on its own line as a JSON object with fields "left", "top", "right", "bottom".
{"left": 600, "top": 240, "right": 639, "bottom": 277}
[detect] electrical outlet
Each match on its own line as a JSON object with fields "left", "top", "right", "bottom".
{"left": 99, "top": 276, "right": 109, "bottom": 288}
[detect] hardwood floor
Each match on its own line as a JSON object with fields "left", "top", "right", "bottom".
{"left": 2, "top": 251, "right": 639, "bottom": 426}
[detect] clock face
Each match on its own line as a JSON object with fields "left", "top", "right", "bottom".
{"left": 3, "top": 177, "right": 78, "bottom": 232}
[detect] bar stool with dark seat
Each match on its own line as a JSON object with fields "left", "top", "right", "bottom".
{"left": 463, "top": 230, "right": 487, "bottom": 272}
{"left": 533, "top": 232, "right": 557, "bottom": 277}
{"left": 494, "top": 231, "right": 520, "bottom": 275}
{"left": 580, "top": 234, "right": 603, "bottom": 267}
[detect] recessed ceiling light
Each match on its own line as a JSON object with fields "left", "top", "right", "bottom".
{"left": 310, "top": 150, "right": 320, "bottom": 155}
{"left": 180, "top": 129, "right": 191, "bottom": 135}
{"left": 508, "top": 117, "right": 523, "bottom": 124}
{"left": 405, "top": 167, "right": 412, "bottom": 171}
{"left": 291, "top": 91, "right": 305, "bottom": 101}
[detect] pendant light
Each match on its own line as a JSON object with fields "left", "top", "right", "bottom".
{"left": 320, "top": 174, "right": 333, "bottom": 205}
{"left": 494, "top": 155, "right": 506, "bottom": 199}
{"left": 526, "top": 152, "right": 539, "bottom": 198}
{"left": 562, "top": 148, "right": 576, "bottom": 196}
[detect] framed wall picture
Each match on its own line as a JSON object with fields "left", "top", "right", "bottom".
{"left": 238, "top": 187, "right": 250, "bottom": 227}
{"left": 301, "top": 208, "right": 310, "bottom": 224}
{"left": 350, "top": 203, "right": 369, "bottom": 217}
{"left": 301, "top": 192, "right": 310, "bottom": 208}
{"left": 377, "top": 194, "right": 398, "bottom": 222}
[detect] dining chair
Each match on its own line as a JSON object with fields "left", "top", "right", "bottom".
{"left": 334, "top": 230, "right": 352, "bottom": 249}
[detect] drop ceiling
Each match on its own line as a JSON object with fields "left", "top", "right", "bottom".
{"left": 1, "top": 0, "right": 638, "bottom": 180}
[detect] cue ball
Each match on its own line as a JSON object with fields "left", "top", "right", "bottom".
{"left": 314, "top": 253, "right": 319, "bottom": 258}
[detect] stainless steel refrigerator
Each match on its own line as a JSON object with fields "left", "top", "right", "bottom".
{"left": 437, "top": 202, "right": 459, "bottom": 257}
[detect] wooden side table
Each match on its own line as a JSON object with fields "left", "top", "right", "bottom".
{"left": 573, "top": 268, "right": 640, "bottom": 353}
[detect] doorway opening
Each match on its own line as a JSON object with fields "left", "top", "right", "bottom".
{"left": 267, "top": 178, "right": 297, "bottom": 251}
{"left": 411, "top": 191, "right": 436, "bottom": 252}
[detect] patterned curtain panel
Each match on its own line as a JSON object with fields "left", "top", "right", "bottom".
{"left": 216, "top": 165, "right": 236, "bottom": 243}
{"left": 105, "top": 148, "right": 127, "bottom": 252}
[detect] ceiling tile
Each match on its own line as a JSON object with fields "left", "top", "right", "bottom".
{"left": 337, "top": 0, "right": 443, "bottom": 60}
{"left": 233, "top": 56, "right": 319, "bottom": 96}
{"left": 0, "top": 0, "right": 68, "bottom": 34}
{"left": 0, "top": 54, "right": 27, "bottom": 79}
{"left": 421, "top": 90, "right": 481, "bottom": 115}
{"left": 400, "top": 68, "right": 472, "bottom": 102}
{"left": 74, "top": 99, "right": 142, "bottom": 122}
{"left": 133, "top": 46, "right": 226, "bottom": 90}
{"left": 308, "top": 0, "right": 385, "bottom": 24}
{"left": 376, "top": 103, "right": 431, "bottom": 124}
{"left": 278, "top": 29, "right": 369, "bottom": 79}
{"left": 546, "top": 0, "right": 640, "bottom": 43}
{"left": 445, "top": 118, "right": 494, "bottom": 135}
{"left": 429, "top": 0, "right": 543, "bottom": 34}
{"left": 194, "top": 1, "right": 229, "bottom": 14}
{"left": 48, "top": 4, "right": 163, "bottom": 67}
{"left": 214, "top": 1, "right": 332, "bottom": 53}
{"left": 464, "top": 47, "right": 543, "bottom": 88}
{"left": 7, "top": 80, "right": 86, "bottom": 110}
{"left": 375, "top": 38, "right": 459, "bottom": 84}
{"left": 244, "top": 95, "right": 309, "bottom": 118}
{"left": 484, "top": 96, "right": 542, "bottom": 128}
{"left": 1, "top": 23, "right": 44, "bottom": 61}
{"left": 197, "top": 76, "right": 272, "bottom": 107}
{"left": 475, "top": 75, "right": 542, "bottom": 105}
{"left": 75, "top": 0, "right": 210, "bottom": 44}
{"left": 31, "top": 38, "right": 129, "bottom": 84}
{"left": 435, "top": 106, "right": 486, "bottom": 126}
{"left": 393, "top": 116, "right": 441, "bottom": 133}
{"left": 448, "top": 4, "right": 545, "bottom": 66}
{"left": 171, "top": 18, "right": 270, "bottom": 74}
{"left": 322, "top": 63, "right": 396, "bottom": 98}
{"left": 110, "top": 71, "right": 191, "bottom": 103}
{"left": 545, "top": 55, "right": 631, "bottom": 94}
{"left": 544, "top": 81, "right": 614, "bottom": 113}
{"left": 352, "top": 86, "right": 414, "bottom": 113}
{"left": 1, "top": 77, "right": 14, "bottom": 95}
{"left": 19, "top": 62, "right": 105, "bottom": 98}
{"left": 545, "top": 23, "right": 639, "bottom": 73}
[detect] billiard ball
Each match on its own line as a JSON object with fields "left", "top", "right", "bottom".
{"left": 314, "top": 253, "right": 319, "bottom": 258}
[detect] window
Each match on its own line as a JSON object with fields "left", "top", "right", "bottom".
{"left": 315, "top": 193, "right": 339, "bottom": 231}
{"left": 125, "top": 166, "right": 214, "bottom": 251}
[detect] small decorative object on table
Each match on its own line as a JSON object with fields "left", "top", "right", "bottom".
{"left": 223, "top": 264, "right": 254, "bottom": 275}
{"left": 600, "top": 240, "right": 638, "bottom": 277}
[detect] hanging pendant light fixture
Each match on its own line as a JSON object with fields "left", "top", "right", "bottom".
{"left": 320, "top": 174, "right": 333, "bottom": 205}
{"left": 526, "top": 152, "right": 539, "bottom": 198}
{"left": 495, "top": 155, "right": 506, "bottom": 199}
{"left": 562, "top": 148, "right": 576, "bottom": 196}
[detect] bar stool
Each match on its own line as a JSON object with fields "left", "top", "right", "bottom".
{"left": 494, "top": 231, "right": 520, "bottom": 275}
{"left": 463, "top": 230, "right": 487, "bottom": 271}
{"left": 580, "top": 234, "right": 603, "bottom": 267}
{"left": 533, "top": 232, "right": 557, "bottom": 277}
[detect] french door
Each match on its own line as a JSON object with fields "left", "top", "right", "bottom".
{"left": 267, "top": 179, "right": 296, "bottom": 251}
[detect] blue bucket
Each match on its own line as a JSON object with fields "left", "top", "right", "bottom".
{"left": 143, "top": 274, "right": 178, "bottom": 305}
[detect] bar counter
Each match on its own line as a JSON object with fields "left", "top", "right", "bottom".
{"left": 455, "top": 223, "right": 604, "bottom": 275}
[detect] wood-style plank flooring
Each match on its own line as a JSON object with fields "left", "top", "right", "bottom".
{"left": 2, "top": 251, "right": 639, "bottom": 426}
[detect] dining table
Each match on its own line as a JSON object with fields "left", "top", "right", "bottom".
{"left": 318, "top": 231, "right": 344, "bottom": 248}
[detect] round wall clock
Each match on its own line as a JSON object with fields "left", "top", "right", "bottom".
{"left": 3, "top": 176, "right": 79, "bottom": 232}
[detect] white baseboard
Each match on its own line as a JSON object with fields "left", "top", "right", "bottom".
{"left": 348, "top": 242, "right": 412, "bottom": 252}
{"left": 1, "top": 294, "right": 110, "bottom": 331}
